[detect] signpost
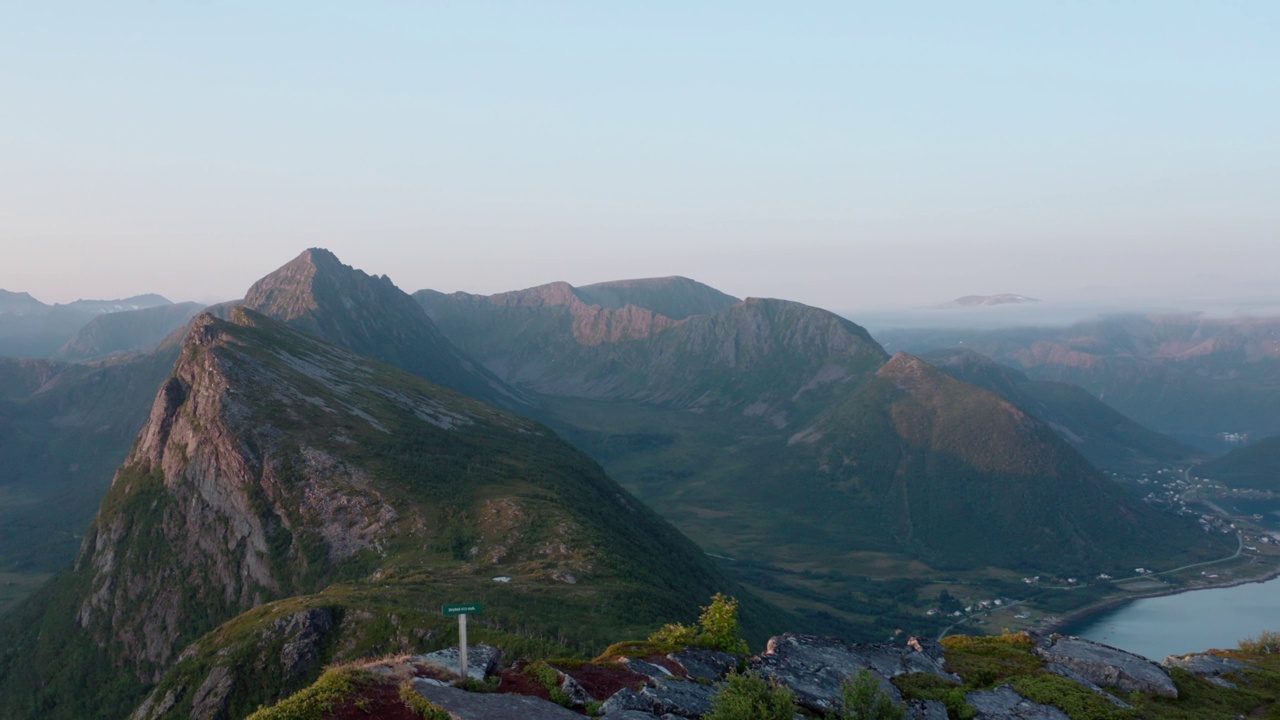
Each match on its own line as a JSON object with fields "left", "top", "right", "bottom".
{"left": 442, "top": 603, "right": 484, "bottom": 680}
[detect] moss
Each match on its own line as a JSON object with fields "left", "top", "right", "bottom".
{"left": 245, "top": 667, "right": 372, "bottom": 720}
{"left": 939, "top": 633, "right": 1042, "bottom": 688}
{"left": 398, "top": 681, "right": 451, "bottom": 719}
{"left": 1011, "top": 674, "right": 1135, "bottom": 720}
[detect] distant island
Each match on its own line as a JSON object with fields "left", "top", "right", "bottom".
{"left": 937, "top": 294, "right": 1041, "bottom": 308}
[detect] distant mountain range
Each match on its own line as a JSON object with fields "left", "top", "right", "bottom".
{"left": 0, "top": 291, "right": 177, "bottom": 358}
{"left": 418, "top": 278, "right": 1225, "bottom": 579}
{"left": 879, "top": 314, "right": 1280, "bottom": 449}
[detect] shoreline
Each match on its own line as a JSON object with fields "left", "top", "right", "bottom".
{"left": 1045, "top": 562, "right": 1280, "bottom": 634}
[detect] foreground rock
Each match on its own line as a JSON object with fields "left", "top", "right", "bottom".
{"left": 597, "top": 677, "right": 718, "bottom": 718}
{"left": 1034, "top": 635, "right": 1178, "bottom": 698}
{"left": 1042, "top": 663, "right": 1131, "bottom": 708}
{"left": 1161, "top": 652, "right": 1254, "bottom": 677}
{"left": 751, "top": 634, "right": 956, "bottom": 713}
{"left": 668, "top": 648, "right": 738, "bottom": 682}
{"left": 967, "top": 686, "right": 1071, "bottom": 720}
{"left": 412, "top": 681, "right": 584, "bottom": 720}
{"left": 413, "top": 644, "right": 503, "bottom": 681}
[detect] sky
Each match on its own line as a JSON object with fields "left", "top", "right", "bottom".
{"left": 2, "top": 2, "right": 1277, "bottom": 315}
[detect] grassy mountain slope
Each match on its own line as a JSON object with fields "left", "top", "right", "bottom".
{"left": 1197, "top": 435, "right": 1280, "bottom": 490}
{"left": 0, "top": 308, "right": 773, "bottom": 719}
{"left": 922, "top": 348, "right": 1196, "bottom": 471}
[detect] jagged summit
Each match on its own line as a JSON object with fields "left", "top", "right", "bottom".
{"left": 243, "top": 248, "right": 523, "bottom": 408}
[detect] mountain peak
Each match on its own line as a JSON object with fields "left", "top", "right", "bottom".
{"left": 242, "top": 249, "right": 521, "bottom": 407}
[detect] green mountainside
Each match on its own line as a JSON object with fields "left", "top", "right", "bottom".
{"left": 417, "top": 284, "right": 1229, "bottom": 606}
{"left": 1197, "top": 435, "right": 1280, "bottom": 490}
{"left": 0, "top": 308, "right": 774, "bottom": 719}
{"left": 922, "top": 348, "right": 1196, "bottom": 471}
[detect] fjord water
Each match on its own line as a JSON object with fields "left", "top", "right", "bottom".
{"left": 1064, "top": 575, "right": 1280, "bottom": 660}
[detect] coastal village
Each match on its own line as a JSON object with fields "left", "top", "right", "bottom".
{"left": 929, "top": 464, "right": 1280, "bottom": 638}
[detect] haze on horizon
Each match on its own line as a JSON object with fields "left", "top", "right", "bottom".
{"left": 2, "top": 3, "right": 1276, "bottom": 317}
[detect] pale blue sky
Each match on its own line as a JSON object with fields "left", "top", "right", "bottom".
{"left": 2, "top": 2, "right": 1276, "bottom": 313}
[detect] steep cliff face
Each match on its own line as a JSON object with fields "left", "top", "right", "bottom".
{"left": 73, "top": 312, "right": 407, "bottom": 676}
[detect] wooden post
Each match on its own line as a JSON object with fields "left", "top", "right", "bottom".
{"left": 459, "top": 612, "right": 468, "bottom": 680}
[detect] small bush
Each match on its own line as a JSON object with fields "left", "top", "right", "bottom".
{"left": 705, "top": 670, "right": 795, "bottom": 720}
{"left": 649, "top": 593, "right": 750, "bottom": 655}
{"left": 1239, "top": 630, "right": 1280, "bottom": 655}
{"left": 455, "top": 676, "right": 499, "bottom": 693}
{"left": 398, "top": 681, "right": 451, "bottom": 720}
{"left": 840, "top": 669, "right": 905, "bottom": 720}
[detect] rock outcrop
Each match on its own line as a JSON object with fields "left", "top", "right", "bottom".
{"left": 750, "top": 633, "right": 956, "bottom": 714}
{"left": 1035, "top": 636, "right": 1178, "bottom": 698}
{"left": 413, "top": 682, "right": 585, "bottom": 720}
{"left": 966, "top": 686, "right": 1071, "bottom": 719}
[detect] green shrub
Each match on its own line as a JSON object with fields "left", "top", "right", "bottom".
{"left": 649, "top": 593, "right": 750, "bottom": 655}
{"left": 706, "top": 670, "right": 796, "bottom": 720}
{"left": 891, "top": 672, "right": 973, "bottom": 718}
{"left": 455, "top": 676, "right": 500, "bottom": 693}
{"left": 1239, "top": 630, "right": 1280, "bottom": 655}
{"left": 839, "top": 668, "right": 905, "bottom": 720}
{"left": 398, "top": 680, "right": 451, "bottom": 719}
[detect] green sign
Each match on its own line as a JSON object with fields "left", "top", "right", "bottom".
{"left": 442, "top": 603, "right": 484, "bottom": 616}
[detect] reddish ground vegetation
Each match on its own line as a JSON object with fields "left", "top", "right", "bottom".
{"left": 326, "top": 681, "right": 421, "bottom": 720}
{"left": 558, "top": 661, "right": 648, "bottom": 700}
{"left": 496, "top": 666, "right": 555, "bottom": 703}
